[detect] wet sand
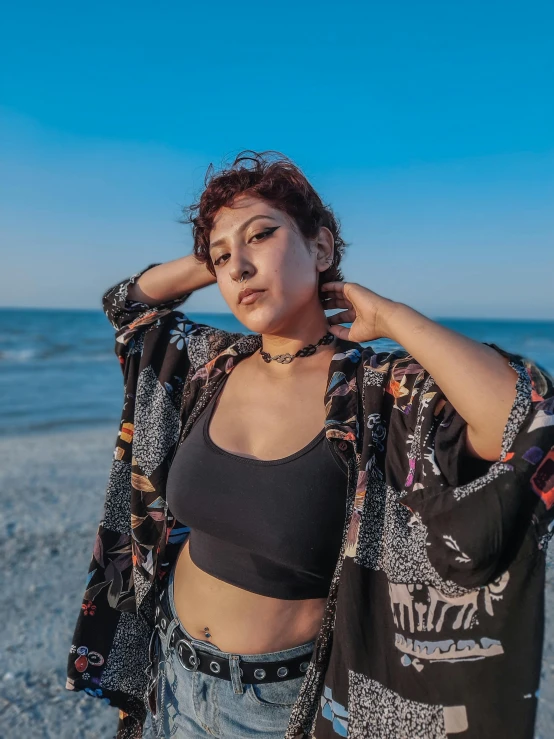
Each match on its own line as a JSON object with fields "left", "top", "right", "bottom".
{"left": 1, "top": 424, "right": 552, "bottom": 738}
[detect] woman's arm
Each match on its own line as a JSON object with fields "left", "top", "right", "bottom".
{"left": 101, "top": 256, "right": 216, "bottom": 376}
{"left": 380, "top": 302, "right": 517, "bottom": 462}
{"left": 126, "top": 254, "right": 217, "bottom": 306}
{"left": 323, "top": 282, "right": 518, "bottom": 462}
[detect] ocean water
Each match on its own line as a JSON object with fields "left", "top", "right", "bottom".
{"left": 0, "top": 307, "right": 553, "bottom": 438}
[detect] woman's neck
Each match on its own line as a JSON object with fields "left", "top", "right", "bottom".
{"left": 255, "top": 320, "right": 337, "bottom": 379}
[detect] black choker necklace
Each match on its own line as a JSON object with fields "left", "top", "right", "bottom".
{"left": 259, "top": 331, "right": 335, "bottom": 364}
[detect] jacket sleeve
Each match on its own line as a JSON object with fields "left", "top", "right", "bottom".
{"left": 101, "top": 262, "right": 193, "bottom": 374}
{"left": 388, "top": 346, "right": 554, "bottom": 590}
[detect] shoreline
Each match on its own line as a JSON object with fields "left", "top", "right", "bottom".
{"left": 1, "top": 423, "right": 552, "bottom": 737}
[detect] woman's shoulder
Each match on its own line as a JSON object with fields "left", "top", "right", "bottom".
{"left": 120, "top": 309, "right": 246, "bottom": 396}
{"left": 359, "top": 345, "right": 418, "bottom": 380}
{"left": 178, "top": 314, "right": 247, "bottom": 370}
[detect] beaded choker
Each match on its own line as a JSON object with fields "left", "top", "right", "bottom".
{"left": 259, "top": 331, "right": 335, "bottom": 364}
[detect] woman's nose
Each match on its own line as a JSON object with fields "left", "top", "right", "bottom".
{"left": 228, "top": 255, "right": 255, "bottom": 282}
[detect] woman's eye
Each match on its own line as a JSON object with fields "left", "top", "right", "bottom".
{"left": 251, "top": 226, "right": 279, "bottom": 243}
{"left": 213, "top": 227, "right": 279, "bottom": 266}
{"left": 213, "top": 254, "right": 229, "bottom": 267}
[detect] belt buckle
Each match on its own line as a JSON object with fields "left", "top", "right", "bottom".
{"left": 175, "top": 637, "right": 199, "bottom": 672}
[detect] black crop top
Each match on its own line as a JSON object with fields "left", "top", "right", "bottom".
{"left": 165, "top": 375, "right": 348, "bottom": 599}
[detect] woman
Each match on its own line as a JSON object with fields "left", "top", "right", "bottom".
{"left": 67, "top": 151, "right": 554, "bottom": 739}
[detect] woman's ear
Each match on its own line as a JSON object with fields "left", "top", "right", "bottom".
{"left": 315, "top": 226, "right": 335, "bottom": 273}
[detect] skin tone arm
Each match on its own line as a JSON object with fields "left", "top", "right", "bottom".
{"left": 322, "top": 282, "right": 519, "bottom": 462}
{"left": 126, "top": 254, "right": 216, "bottom": 306}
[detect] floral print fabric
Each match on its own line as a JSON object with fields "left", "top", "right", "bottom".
{"left": 66, "top": 263, "right": 554, "bottom": 738}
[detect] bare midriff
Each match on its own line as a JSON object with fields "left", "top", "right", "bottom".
{"left": 172, "top": 538, "right": 327, "bottom": 654}
{"left": 170, "top": 345, "right": 337, "bottom": 655}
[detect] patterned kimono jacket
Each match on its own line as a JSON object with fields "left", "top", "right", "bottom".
{"left": 67, "top": 263, "right": 554, "bottom": 739}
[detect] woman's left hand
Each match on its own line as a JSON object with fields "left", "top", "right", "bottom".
{"left": 321, "top": 281, "right": 398, "bottom": 343}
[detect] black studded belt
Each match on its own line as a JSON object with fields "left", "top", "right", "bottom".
{"left": 152, "top": 583, "right": 314, "bottom": 685}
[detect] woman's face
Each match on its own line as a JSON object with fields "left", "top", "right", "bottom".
{"left": 209, "top": 194, "right": 334, "bottom": 334}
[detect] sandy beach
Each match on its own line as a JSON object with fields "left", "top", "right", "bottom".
{"left": 1, "top": 424, "right": 552, "bottom": 738}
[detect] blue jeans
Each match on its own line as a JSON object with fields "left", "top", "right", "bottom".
{"left": 151, "top": 567, "right": 315, "bottom": 738}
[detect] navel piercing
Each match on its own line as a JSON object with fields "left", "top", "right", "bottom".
{"left": 204, "top": 626, "right": 212, "bottom": 639}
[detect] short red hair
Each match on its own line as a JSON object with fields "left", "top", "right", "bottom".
{"left": 181, "top": 150, "right": 347, "bottom": 294}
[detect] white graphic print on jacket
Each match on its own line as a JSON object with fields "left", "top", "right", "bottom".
{"left": 348, "top": 474, "right": 510, "bottom": 671}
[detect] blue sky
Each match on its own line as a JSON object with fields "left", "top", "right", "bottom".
{"left": 1, "top": 1, "right": 552, "bottom": 318}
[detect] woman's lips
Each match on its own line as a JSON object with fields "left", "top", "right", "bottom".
{"left": 240, "top": 290, "right": 265, "bottom": 305}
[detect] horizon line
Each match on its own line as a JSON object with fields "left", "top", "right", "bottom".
{"left": 1, "top": 305, "right": 553, "bottom": 323}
